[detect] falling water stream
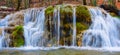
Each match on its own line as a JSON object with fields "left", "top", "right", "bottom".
{"left": 72, "top": 7, "right": 76, "bottom": 46}
{"left": 83, "top": 8, "right": 120, "bottom": 47}
{"left": 57, "top": 7, "right": 60, "bottom": 46}
{"left": 0, "top": 15, "right": 10, "bottom": 48}
{"left": 24, "top": 8, "right": 45, "bottom": 47}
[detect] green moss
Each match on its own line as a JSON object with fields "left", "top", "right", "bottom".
{"left": 45, "top": 6, "right": 54, "bottom": 16}
{"left": 60, "top": 5, "right": 73, "bottom": 24}
{"left": 110, "top": 12, "right": 117, "bottom": 17}
{"left": 76, "top": 5, "right": 91, "bottom": 23}
{"left": 11, "top": 25, "right": 24, "bottom": 47}
{"left": 60, "top": 5, "right": 73, "bottom": 15}
{"left": 76, "top": 23, "right": 88, "bottom": 33}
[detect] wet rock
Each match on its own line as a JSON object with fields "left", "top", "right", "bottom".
{"left": 76, "top": 31, "right": 85, "bottom": 46}
{"left": 0, "top": 28, "right": 2, "bottom": 35}
{"left": 8, "top": 12, "right": 24, "bottom": 26}
{"left": 100, "top": 5, "right": 119, "bottom": 15}
{"left": 5, "top": 27, "right": 15, "bottom": 33}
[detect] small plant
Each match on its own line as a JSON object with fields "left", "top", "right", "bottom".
{"left": 11, "top": 25, "right": 24, "bottom": 47}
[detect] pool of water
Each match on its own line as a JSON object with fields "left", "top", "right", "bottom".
{"left": 0, "top": 47, "right": 120, "bottom": 55}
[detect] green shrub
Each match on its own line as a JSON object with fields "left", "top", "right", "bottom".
{"left": 11, "top": 25, "right": 24, "bottom": 47}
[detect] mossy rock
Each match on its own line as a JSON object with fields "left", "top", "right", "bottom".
{"left": 76, "top": 22, "right": 88, "bottom": 33}
{"left": 76, "top": 22, "right": 88, "bottom": 46}
{"left": 45, "top": 6, "right": 54, "bottom": 16}
{"left": 10, "top": 25, "right": 24, "bottom": 47}
{"left": 110, "top": 12, "right": 120, "bottom": 18}
{"left": 60, "top": 5, "right": 73, "bottom": 20}
{"left": 76, "top": 5, "right": 91, "bottom": 23}
{"left": 60, "top": 5, "right": 73, "bottom": 15}
{"left": 110, "top": 12, "right": 117, "bottom": 17}
{"left": 60, "top": 36, "right": 72, "bottom": 46}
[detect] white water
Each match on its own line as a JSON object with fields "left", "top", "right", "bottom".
{"left": 83, "top": 8, "right": 120, "bottom": 47}
{"left": 72, "top": 7, "right": 76, "bottom": 46}
{"left": 0, "top": 15, "right": 10, "bottom": 48}
{"left": 24, "top": 8, "right": 45, "bottom": 47}
{"left": 53, "top": 7, "right": 61, "bottom": 46}
{"left": 0, "top": 29, "right": 5, "bottom": 48}
{"left": 57, "top": 7, "right": 60, "bottom": 46}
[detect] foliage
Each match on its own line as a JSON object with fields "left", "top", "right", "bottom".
{"left": 11, "top": 25, "right": 24, "bottom": 47}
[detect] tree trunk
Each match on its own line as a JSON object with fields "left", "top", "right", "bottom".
{"left": 24, "top": 0, "right": 30, "bottom": 9}
{"left": 16, "top": 0, "right": 21, "bottom": 11}
{"left": 83, "top": 0, "right": 86, "bottom": 5}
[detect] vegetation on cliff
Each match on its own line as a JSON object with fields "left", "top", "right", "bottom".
{"left": 10, "top": 25, "right": 24, "bottom": 47}
{"left": 60, "top": 5, "right": 73, "bottom": 17}
{"left": 45, "top": 6, "right": 54, "bottom": 16}
{"left": 76, "top": 5, "right": 91, "bottom": 23}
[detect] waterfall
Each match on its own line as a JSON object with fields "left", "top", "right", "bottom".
{"left": 57, "top": 7, "right": 60, "bottom": 46}
{"left": 1, "top": 5, "right": 120, "bottom": 49}
{"left": 0, "top": 29, "right": 5, "bottom": 48}
{"left": 24, "top": 8, "right": 45, "bottom": 47}
{"left": 72, "top": 7, "right": 76, "bottom": 46}
{"left": 83, "top": 8, "right": 120, "bottom": 47}
{"left": 49, "top": 7, "right": 61, "bottom": 46}
{"left": 0, "top": 15, "right": 10, "bottom": 48}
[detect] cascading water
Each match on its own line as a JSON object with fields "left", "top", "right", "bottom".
{"left": 0, "top": 29, "right": 5, "bottom": 48}
{"left": 24, "top": 8, "right": 45, "bottom": 47}
{"left": 57, "top": 7, "right": 60, "bottom": 46}
{"left": 53, "top": 7, "right": 60, "bottom": 46}
{"left": 0, "top": 15, "right": 10, "bottom": 48}
{"left": 83, "top": 8, "right": 120, "bottom": 47}
{"left": 72, "top": 7, "right": 76, "bottom": 46}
